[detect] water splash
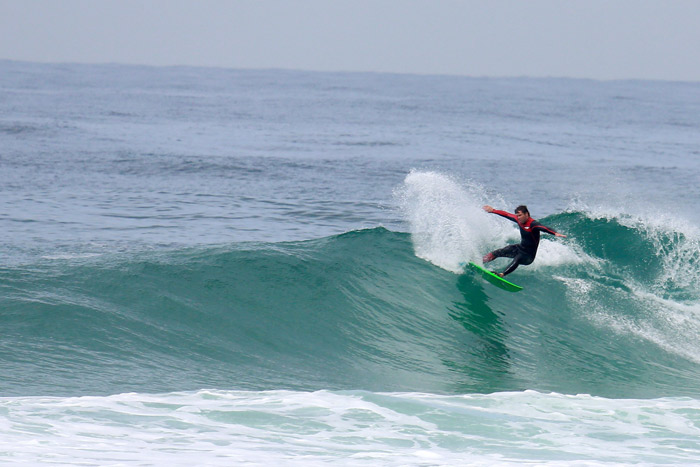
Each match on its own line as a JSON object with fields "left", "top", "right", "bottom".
{"left": 394, "top": 170, "right": 508, "bottom": 272}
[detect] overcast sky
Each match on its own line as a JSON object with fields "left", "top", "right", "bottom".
{"left": 2, "top": 0, "right": 699, "bottom": 81}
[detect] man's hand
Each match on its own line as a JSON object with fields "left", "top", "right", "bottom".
{"left": 482, "top": 205, "right": 494, "bottom": 213}
{"left": 555, "top": 232, "right": 567, "bottom": 238}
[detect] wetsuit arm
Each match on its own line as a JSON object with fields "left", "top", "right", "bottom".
{"left": 490, "top": 209, "right": 519, "bottom": 224}
{"left": 534, "top": 223, "right": 566, "bottom": 237}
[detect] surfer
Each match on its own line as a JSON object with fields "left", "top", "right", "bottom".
{"left": 482, "top": 205, "right": 566, "bottom": 277}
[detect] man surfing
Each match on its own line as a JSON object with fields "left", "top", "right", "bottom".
{"left": 482, "top": 205, "right": 566, "bottom": 277}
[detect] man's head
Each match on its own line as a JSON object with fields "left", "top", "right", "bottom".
{"left": 515, "top": 205, "right": 530, "bottom": 224}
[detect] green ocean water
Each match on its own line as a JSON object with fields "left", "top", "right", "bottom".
{"left": 3, "top": 61, "right": 700, "bottom": 464}
{"left": 3, "top": 211, "right": 699, "bottom": 399}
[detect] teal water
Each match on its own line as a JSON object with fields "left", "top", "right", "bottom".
{"left": 2, "top": 60, "right": 700, "bottom": 464}
{"left": 3, "top": 215, "right": 699, "bottom": 399}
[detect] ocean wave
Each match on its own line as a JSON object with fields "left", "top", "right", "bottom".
{"left": 2, "top": 218, "right": 700, "bottom": 398}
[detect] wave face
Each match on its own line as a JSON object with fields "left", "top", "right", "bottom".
{"left": 3, "top": 214, "right": 700, "bottom": 398}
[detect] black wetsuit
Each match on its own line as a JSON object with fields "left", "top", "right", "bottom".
{"left": 488, "top": 210, "right": 559, "bottom": 276}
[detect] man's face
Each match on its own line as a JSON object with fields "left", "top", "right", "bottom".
{"left": 515, "top": 210, "right": 530, "bottom": 225}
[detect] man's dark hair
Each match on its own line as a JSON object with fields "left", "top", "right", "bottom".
{"left": 515, "top": 205, "right": 529, "bottom": 215}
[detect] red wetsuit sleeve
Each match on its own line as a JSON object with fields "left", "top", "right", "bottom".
{"left": 490, "top": 209, "right": 519, "bottom": 223}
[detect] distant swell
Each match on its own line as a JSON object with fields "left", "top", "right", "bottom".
{"left": 2, "top": 221, "right": 700, "bottom": 398}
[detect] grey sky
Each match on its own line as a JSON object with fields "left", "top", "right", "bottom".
{"left": 2, "top": 0, "right": 699, "bottom": 81}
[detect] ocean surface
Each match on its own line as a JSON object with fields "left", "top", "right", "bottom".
{"left": 2, "top": 60, "right": 700, "bottom": 465}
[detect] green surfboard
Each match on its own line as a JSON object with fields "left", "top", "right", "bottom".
{"left": 462, "top": 261, "right": 523, "bottom": 292}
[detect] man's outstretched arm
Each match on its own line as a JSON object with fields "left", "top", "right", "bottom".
{"left": 534, "top": 223, "right": 567, "bottom": 238}
{"left": 483, "top": 205, "right": 518, "bottom": 223}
